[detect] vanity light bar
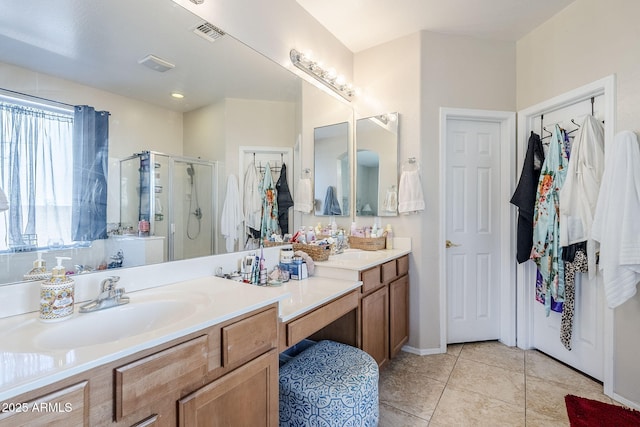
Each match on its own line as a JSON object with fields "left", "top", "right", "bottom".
{"left": 290, "top": 49, "right": 354, "bottom": 102}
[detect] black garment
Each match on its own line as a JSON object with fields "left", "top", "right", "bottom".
{"left": 510, "top": 131, "right": 545, "bottom": 263}
{"left": 276, "top": 163, "right": 294, "bottom": 234}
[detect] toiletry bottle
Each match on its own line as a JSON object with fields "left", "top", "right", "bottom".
{"left": 385, "top": 224, "right": 394, "bottom": 249}
{"left": 306, "top": 226, "right": 316, "bottom": 243}
{"left": 371, "top": 222, "right": 378, "bottom": 238}
{"left": 350, "top": 221, "right": 357, "bottom": 236}
{"left": 331, "top": 217, "right": 337, "bottom": 236}
{"left": 40, "top": 257, "right": 74, "bottom": 322}
{"left": 24, "top": 252, "right": 51, "bottom": 281}
{"left": 259, "top": 248, "right": 267, "bottom": 285}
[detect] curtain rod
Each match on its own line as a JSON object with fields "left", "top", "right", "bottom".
{"left": 0, "top": 87, "right": 75, "bottom": 108}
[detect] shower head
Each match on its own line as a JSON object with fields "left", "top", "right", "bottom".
{"left": 186, "top": 164, "right": 195, "bottom": 177}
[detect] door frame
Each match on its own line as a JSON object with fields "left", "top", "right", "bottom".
{"left": 438, "top": 108, "right": 517, "bottom": 351}
{"left": 516, "top": 75, "right": 616, "bottom": 397}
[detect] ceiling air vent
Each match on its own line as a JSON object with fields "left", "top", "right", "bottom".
{"left": 192, "top": 22, "right": 225, "bottom": 42}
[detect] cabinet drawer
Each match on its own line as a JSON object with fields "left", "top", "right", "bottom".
{"left": 381, "top": 260, "right": 397, "bottom": 283}
{"left": 223, "top": 307, "right": 277, "bottom": 367}
{"left": 397, "top": 255, "right": 409, "bottom": 276}
{"left": 287, "top": 290, "right": 359, "bottom": 346}
{"left": 115, "top": 335, "right": 208, "bottom": 421}
{"left": 0, "top": 381, "right": 89, "bottom": 426}
{"left": 361, "top": 266, "right": 382, "bottom": 293}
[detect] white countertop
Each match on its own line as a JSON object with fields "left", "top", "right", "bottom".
{"left": 276, "top": 276, "right": 362, "bottom": 322}
{"left": 0, "top": 245, "right": 410, "bottom": 401}
{"left": 0, "top": 273, "right": 363, "bottom": 402}
{"left": 0, "top": 277, "right": 289, "bottom": 402}
{"left": 314, "top": 247, "right": 411, "bottom": 281}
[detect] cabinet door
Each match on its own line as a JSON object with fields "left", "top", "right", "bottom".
{"left": 361, "top": 285, "right": 389, "bottom": 367}
{"left": 178, "top": 350, "right": 279, "bottom": 427}
{"left": 389, "top": 274, "right": 409, "bottom": 358}
{"left": 0, "top": 381, "right": 89, "bottom": 427}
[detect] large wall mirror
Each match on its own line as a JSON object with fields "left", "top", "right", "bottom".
{"left": 355, "top": 113, "right": 399, "bottom": 217}
{"left": 0, "top": 0, "right": 352, "bottom": 285}
{"left": 313, "top": 122, "right": 350, "bottom": 216}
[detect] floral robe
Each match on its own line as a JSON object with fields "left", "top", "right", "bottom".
{"left": 260, "top": 163, "right": 279, "bottom": 239}
{"left": 531, "top": 125, "right": 569, "bottom": 315}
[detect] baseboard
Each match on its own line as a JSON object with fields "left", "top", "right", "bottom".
{"left": 612, "top": 392, "right": 640, "bottom": 411}
{"left": 401, "top": 345, "right": 445, "bottom": 356}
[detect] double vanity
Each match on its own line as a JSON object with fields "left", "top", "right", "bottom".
{"left": 0, "top": 243, "right": 410, "bottom": 426}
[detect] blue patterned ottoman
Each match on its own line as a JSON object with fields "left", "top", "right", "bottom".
{"left": 279, "top": 340, "right": 379, "bottom": 426}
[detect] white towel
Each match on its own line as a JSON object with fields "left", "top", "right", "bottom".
{"left": 221, "top": 175, "right": 244, "bottom": 253}
{"left": 294, "top": 177, "right": 313, "bottom": 213}
{"left": 398, "top": 169, "right": 425, "bottom": 214}
{"left": 0, "top": 187, "right": 8, "bottom": 212}
{"left": 243, "top": 162, "right": 261, "bottom": 231}
{"left": 559, "top": 115, "right": 605, "bottom": 278}
{"left": 592, "top": 131, "right": 640, "bottom": 308}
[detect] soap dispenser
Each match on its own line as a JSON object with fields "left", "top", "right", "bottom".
{"left": 40, "top": 257, "right": 75, "bottom": 322}
{"left": 24, "top": 252, "right": 51, "bottom": 281}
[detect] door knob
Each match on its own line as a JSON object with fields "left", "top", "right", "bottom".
{"left": 446, "top": 240, "right": 460, "bottom": 248}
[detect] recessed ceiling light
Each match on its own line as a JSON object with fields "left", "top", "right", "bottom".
{"left": 171, "top": 92, "right": 184, "bottom": 99}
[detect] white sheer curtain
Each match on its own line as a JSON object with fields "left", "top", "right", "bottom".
{"left": 0, "top": 101, "right": 73, "bottom": 251}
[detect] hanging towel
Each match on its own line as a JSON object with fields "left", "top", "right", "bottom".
{"left": 244, "top": 161, "right": 262, "bottom": 236}
{"left": 398, "top": 167, "right": 425, "bottom": 214}
{"left": 510, "top": 132, "right": 545, "bottom": 263}
{"left": 294, "top": 177, "right": 313, "bottom": 213}
{"left": 383, "top": 186, "right": 398, "bottom": 213}
{"left": 322, "top": 186, "right": 342, "bottom": 215}
{"left": 0, "top": 187, "right": 8, "bottom": 212}
{"left": 592, "top": 130, "right": 640, "bottom": 308}
{"left": 276, "top": 163, "right": 294, "bottom": 235}
{"left": 260, "top": 163, "right": 279, "bottom": 239}
{"left": 221, "top": 175, "right": 244, "bottom": 253}
{"left": 559, "top": 115, "right": 605, "bottom": 278}
{"left": 531, "top": 125, "right": 568, "bottom": 316}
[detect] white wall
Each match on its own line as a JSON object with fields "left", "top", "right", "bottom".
{"left": 0, "top": 62, "right": 183, "bottom": 160}
{"left": 354, "top": 32, "right": 516, "bottom": 351}
{"left": 172, "top": 0, "right": 353, "bottom": 92}
{"left": 183, "top": 97, "right": 297, "bottom": 177}
{"left": 517, "top": 0, "right": 640, "bottom": 408}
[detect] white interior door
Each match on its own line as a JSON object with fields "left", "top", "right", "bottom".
{"left": 526, "top": 99, "right": 605, "bottom": 381}
{"left": 446, "top": 118, "right": 502, "bottom": 343}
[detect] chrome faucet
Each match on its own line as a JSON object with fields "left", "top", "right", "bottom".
{"left": 79, "top": 276, "right": 130, "bottom": 313}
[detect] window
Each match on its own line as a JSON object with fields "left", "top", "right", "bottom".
{"left": 0, "top": 97, "right": 74, "bottom": 251}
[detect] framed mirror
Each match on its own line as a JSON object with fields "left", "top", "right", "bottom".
{"left": 0, "top": 0, "right": 353, "bottom": 286}
{"left": 355, "top": 113, "right": 399, "bottom": 217}
{"left": 313, "top": 122, "right": 350, "bottom": 216}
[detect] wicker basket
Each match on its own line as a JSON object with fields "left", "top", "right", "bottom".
{"left": 263, "top": 240, "right": 286, "bottom": 248}
{"left": 348, "top": 235, "right": 386, "bottom": 251}
{"left": 292, "top": 243, "right": 331, "bottom": 261}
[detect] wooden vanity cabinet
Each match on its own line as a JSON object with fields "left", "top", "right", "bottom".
{"left": 360, "top": 255, "right": 410, "bottom": 367}
{"left": 361, "top": 284, "right": 389, "bottom": 366}
{"left": 177, "top": 350, "right": 278, "bottom": 426}
{"left": 0, "top": 304, "right": 279, "bottom": 427}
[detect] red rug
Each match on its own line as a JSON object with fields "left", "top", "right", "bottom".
{"left": 565, "top": 394, "right": 640, "bottom": 426}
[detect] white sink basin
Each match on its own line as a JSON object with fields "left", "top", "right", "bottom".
{"left": 33, "top": 293, "right": 203, "bottom": 350}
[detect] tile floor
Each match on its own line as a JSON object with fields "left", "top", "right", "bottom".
{"left": 378, "top": 341, "right": 617, "bottom": 426}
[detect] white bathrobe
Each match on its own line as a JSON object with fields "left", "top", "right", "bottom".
{"left": 559, "top": 115, "right": 605, "bottom": 278}
{"left": 221, "top": 175, "right": 243, "bottom": 253}
{"left": 243, "top": 162, "right": 262, "bottom": 232}
{"left": 591, "top": 130, "right": 640, "bottom": 308}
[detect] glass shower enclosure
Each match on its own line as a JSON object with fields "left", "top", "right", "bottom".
{"left": 120, "top": 151, "right": 218, "bottom": 262}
